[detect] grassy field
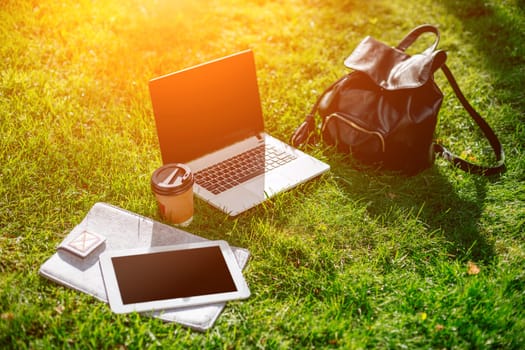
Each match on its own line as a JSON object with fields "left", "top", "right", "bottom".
{"left": 1, "top": 0, "right": 524, "bottom": 348}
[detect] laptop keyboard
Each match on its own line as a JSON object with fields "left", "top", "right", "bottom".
{"left": 194, "top": 144, "right": 297, "bottom": 195}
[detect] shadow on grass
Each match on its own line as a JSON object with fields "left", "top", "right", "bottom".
{"left": 330, "top": 160, "right": 496, "bottom": 263}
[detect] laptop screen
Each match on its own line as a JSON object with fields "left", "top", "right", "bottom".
{"left": 149, "top": 50, "right": 265, "bottom": 164}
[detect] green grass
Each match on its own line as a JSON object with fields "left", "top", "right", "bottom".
{"left": 1, "top": 0, "right": 524, "bottom": 348}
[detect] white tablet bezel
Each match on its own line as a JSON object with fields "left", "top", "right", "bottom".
{"left": 99, "top": 240, "right": 250, "bottom": 314}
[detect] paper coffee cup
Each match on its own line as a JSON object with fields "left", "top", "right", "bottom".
{"left": 151, "top": 163, "right": 194, "bottom": 226}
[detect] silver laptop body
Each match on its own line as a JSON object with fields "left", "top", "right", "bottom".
{"left": 149, "top": 50, "right": 329, "bottom": 216}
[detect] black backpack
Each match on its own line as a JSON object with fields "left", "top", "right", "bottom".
{"left": 291, "top": 24, "right": 505, "bottom": 176}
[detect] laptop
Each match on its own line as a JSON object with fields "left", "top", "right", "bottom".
{"left": 148, "top": 50, "right": 330, "bottom": 216}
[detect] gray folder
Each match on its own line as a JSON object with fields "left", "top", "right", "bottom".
{"left": 39, "top": 202, "right": 250, "bottom": 331}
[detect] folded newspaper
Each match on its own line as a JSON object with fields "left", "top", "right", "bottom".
{"left": 39, "top": 202, "right": 250, "bottom": 331}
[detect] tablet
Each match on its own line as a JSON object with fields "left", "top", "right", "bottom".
{"left": 99, "top": 240, "right": 250, "bottom": 314}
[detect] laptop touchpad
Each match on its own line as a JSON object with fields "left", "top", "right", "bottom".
{"left": 244, "top": 172, "right": 292, "bottom": 197}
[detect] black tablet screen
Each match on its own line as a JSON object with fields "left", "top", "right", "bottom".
{"left": 110, "top": 246, "right": 237, "bottom": 304}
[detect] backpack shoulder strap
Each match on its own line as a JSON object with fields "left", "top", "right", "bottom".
{"left": 396, "top": 24, "right": 440, "bottom": 53}
{"left": 434, "top": 64, "right": 506, "bottom": 175}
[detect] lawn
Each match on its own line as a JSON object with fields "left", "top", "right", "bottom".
{"left": 1, "top": 0, "right": 524, "bottom": 348}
